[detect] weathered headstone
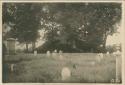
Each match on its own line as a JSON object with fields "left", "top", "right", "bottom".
{"left": 59, "top": 50, "right": 63, "bottom": 60}
{"left": 106, "top": 51, "right": 110, "bottom": 55}
{"left": 99, "top": 53, "right": 103, "bottom": 59}
{"left": 6, "top": 38, "right": 16, "bottom": 54}
{"left": 113, "top": 50, "right": 121, "bottom": 56}
{"left": 96, "top": 53, "right": 103, "bottom": 62}
{"left": 46, "top": 50, "right": 51, "bottom": 57}
{"left": 96, "top": 56, "right": 101, "bottom": 62}
{"left": 34, "top": 50, "right": 37, "bottom": 56}
{"left": 61, "top": 67, "right": 71, "bottom": 80}
{"left": 115, "top": 53, "right": 121, "bottom": 83}
{"left": 10, "top": 64, "right": 15, "bottom": 72}
{"left": 54, "top": 49, "right": 57, "bottom": 53}
{"left": 59, "top": 50, "right": 63, "bottom": 54}
{"left": 52, "top": 49, "right": 57, "bottom": 58}
{"left": 116, "top": 50, "right": 121, "bottom": 55}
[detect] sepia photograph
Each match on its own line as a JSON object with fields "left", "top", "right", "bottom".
{"left": 1, "top": 1, "right": 123, "bottom": 83}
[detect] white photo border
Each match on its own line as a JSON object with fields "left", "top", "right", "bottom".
{"left": 0, "top": 0, "right": 124, "bottom": 85}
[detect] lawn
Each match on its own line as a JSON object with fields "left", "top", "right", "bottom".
{"left": 3, "top": 53, "right": 121, "bottom": 83}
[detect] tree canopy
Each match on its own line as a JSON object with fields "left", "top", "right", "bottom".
{"left": 3, "top": 3, "right": 122, "bottom": 53}
{"left": 3, "top": 3, "right": 43, "bottom": 51}
{"left": 38, "top": 3, "right": 121, "bottom": 53}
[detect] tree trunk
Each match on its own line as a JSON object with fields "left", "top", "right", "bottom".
{"left": 72, "top": 40, "right": 76, "bottom": 49}
{"left": 26, "top": 42, "right": 29, "bottom": 52}
{"left": 103, "top": 31, "right": 108, "bottom": 53}
{"left": 32, "top": 42, "right": 36, "bottom": 51}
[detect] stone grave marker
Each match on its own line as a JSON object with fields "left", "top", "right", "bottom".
{"left": 59, "top": 50, "right": 63, "bottom": 60}
{"left": 10, "top": 64, "right": 15, "bottom": 72}
{"left": 115, "top": 51, "right": 121, "bottom": 83}
{"left": 106, "top": 51, "right": 110, "bottom": 55}
{"left": 34, "top": 50, "right": 37, "bottom": 56}
{"left": 59, "top": 50, "right": 63, "bottom": 54}
{"left": 46, "top": 50, "right": 51, "bottom": 57}
{"left": 96, "top": 53, "right": 103, "bottom": 62}
{"left": 6, "top": 38, "right": 16, "bottom": 54}
{"left": 54, "top": 49, "right": 57, "bottom": 53}
{"left": 61, "top": 67, "right": 71, "bottom": 80}
{"left": 116, "top": 50, "right": 121, "bottom": 55}
{"left": 113, "top": 50, "right": 121, "bottom": 56}
{"left": 52, "top": 49, "right": 57, "bottom": 58}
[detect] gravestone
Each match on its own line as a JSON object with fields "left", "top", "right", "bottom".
{"left": 106, "top": 52, "right": 110, "bottom": 54}
{"left": 114, "top": 44, "right": 121, "bottom": 83}
{"left": 115, "top": 50, "right": 121, "bottom": 55}
{"left": 34, "top": 50, "right": 37, "bottom": 56}
{"left": 54, "top": 49, "right": 57, "bottom": 53}
{"left": 115, "top": 50, "right": 121, "bottom": 83}
{"left": 99, "top": 53, "right": 103, "bottom": 59}
{"left": 52, "top": 49, "right": 57, "bottom": 58}
{"left": 96, "top": 56, "right": 101, "bottom": 62}
{"left": 61, "top": 67, "right": 71, "bottom": 80}
{"left": 6, "top": 38, "right": 16, "bottom": 54}
{"left": 113, "top": 50, "right": 121, "bottom": 56}
{"left": 10, "top": 64, "right": 15, "bottom": 72}
{"left": 59, "top": 55, "right": 63, "bottom": 60}
{"left": 59, "top": 50, "right": 63, "bottom": 60}
{"left": 96, "top": 53, "right": 103, "bottom": 62}
{"left": 59, "top": 50, "right": 63, "bottom": 54}
{"left": 46, "top": 50, "right": 51, "bottom": 57}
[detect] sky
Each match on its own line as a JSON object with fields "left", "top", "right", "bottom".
{"left": 106, "top": 23, "right": 121, "bottom": 46}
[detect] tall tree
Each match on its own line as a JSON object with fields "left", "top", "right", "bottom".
{"left": 2, "top": 3, "right": 42, "bottom": 51}
{"left": 40, "top": 3, "right": 121, "bottom": 52}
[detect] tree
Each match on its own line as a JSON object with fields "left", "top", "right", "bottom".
{"left": 2, "top": 3, "right": 42, "bottom": 52}
{"left": 40, "top": 3, "right": 121, "bottom": 52}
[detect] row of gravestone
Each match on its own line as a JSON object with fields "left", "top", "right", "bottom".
{"left": 11, "top": 50, "right": 119, "bottom": 81}
{"left": 33, "top": 49, "right": 63, "bottom": 56}
{"left": 46, "top": 50, "right": 63, "bottom": 56}
{"left": 34, "top": 50, "right": 121, "bottom": 56}
{"left": 10, "top": 49, "right": 121, "bottom": 82}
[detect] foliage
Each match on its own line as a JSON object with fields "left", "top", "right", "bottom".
{"left": 40, "top": 3, "right": 121, "bottom": 52}
{"left": 3, "top": 3, "right": 43, "bottom": 51}
{"left": 3, "top": 3, "right": 121, "bottom": 52}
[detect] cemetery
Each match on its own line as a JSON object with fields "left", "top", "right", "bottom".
{"left": 3, "top": 52, "right": 121, "bottom": 83}
{"left": 2, "top": 3, "right": 122, "bottom": 83}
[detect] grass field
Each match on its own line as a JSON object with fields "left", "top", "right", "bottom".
{"left": 3, "top": 53, "right": 121, "bottom": 83}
